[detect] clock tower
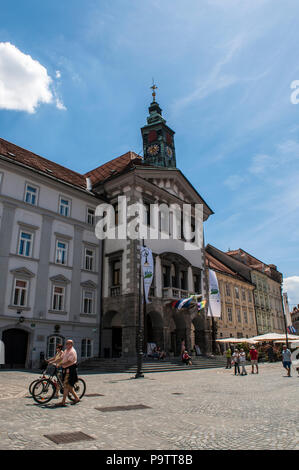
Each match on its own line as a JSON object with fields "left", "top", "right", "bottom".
{"left": 141, "top": 83, "right": 177, "bottom": 168}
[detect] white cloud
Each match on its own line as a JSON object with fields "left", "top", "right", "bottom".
{"left": 283, "top": 276, "right": 299, "bottom": 309}
{"left": 55, "top": 70, "right": 61, "bottom": 79}
{"left": 224, "top": 174, "right": 246, "bottom": 190}
{"left": 0, "top": 42, "right": 65, "bottom": 113}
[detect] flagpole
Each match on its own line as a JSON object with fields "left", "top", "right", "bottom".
{"left": 281, "top": 286, "right": 289, "bottom": 349}
{"left": 135, "top": 239, "right": 144, "bottom": 379}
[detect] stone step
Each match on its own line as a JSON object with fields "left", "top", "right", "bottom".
{"left": 79, "top": 356, "right": 228, "bottom": 373}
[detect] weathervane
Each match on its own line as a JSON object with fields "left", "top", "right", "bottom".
{"left": 150, "top": 79, "right": 158, "bottom": 102}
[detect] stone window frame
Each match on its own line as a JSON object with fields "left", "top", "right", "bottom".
{"left": 81, "top": 280, "right": 97, "bottom": 315}
{"left": 16, "top": 222, "right": 39, "bottom": 259}
{"left": 81, "top": 338, "right": 93, "bottom": 359}
{"left": 106, "top": 250, "right": 123, "bottom": 297}
{"left": 86, "top": 206, "right": 95, "bottom": 226}
{"left": 82, "top": 243, "right": 97, "bottom": 272}
{"left": 58, "top": 195, "right": 72, "bottom": 218}
{"left": 47, "top": 335, "right": 65, "bottom": 358}
{"left": 23, "top": 181, "right": 40, "bottom": 207}
{"left": 54, "top": 238, "right": 69, "bottom": 266}
{"left": 49, "top": 275, "right": 70, "bottom": 315}
{"left": 9, "top": 267, "right": 35, "bottom": 311}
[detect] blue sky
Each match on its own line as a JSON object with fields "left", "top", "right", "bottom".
{"left": 0, "top": 0, "right": 299, "bottom": 307}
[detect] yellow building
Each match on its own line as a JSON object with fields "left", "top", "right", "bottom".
{"left": 206, "top": 252, "right": 257, "bottom": 340}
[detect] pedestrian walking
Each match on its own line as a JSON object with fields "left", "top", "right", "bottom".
{"left": 249, "top": 345, "right": 259, "bottom": 374}
{"left": 56, "top": 339, "right": 80, "bottom": 406}
{"left": 239, "top": 348, "right": 247, "bottom": 375}
{"left": 232, "top": 349, "right": 240, "bottom": 375}
{"left": 225, "top": 347, "right": 232, "bottom": 369}
{"left": 281, "top": 344, "right": 292, "bottom": 377}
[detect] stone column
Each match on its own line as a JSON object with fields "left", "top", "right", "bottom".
{"left": 33, "top": 214, "right": 54, "bottom": 319}
{"left": 0, "top": 202, "right": 17, "bottom": 317}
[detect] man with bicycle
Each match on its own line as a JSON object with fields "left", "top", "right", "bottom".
{"left": 56, "top": 339, "right": 80, "bottom": 407}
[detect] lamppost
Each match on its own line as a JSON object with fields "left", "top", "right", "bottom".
{"left": 135, "top": 243, "right": 150, "bottom": 379}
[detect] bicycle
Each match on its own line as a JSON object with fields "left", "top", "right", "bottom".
{"left": 28, "top": 365, "right": 49, "bottom": 396}
{"left": 31, "top": 365, "right": 86, "bottom": 404}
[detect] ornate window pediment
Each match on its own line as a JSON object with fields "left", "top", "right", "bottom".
{"left": 50, "top": 274, "right": 70, "bottom": 285}
{"left": 10, "top": 267, "right": 35, "bottom": 278}
{"left": 81, "top": 280, "right": 97, "bottom": 289}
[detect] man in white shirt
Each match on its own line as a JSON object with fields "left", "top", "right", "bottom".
{"left": 56, "top": 340, "right": 80, "bottom": 406}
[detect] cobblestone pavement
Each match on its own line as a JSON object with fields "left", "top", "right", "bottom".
{"left": 0, "top": 363, "right": 298, "bottom": 450}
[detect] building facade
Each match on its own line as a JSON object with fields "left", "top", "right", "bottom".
{"left": 226, "top": 250, "right": 285, "bottom": 334}
{"left": 0, "top": 94, "right": 214, "bottom": 367}
{"left": 0, "top": 138, "right": 104, "bottom": 368}
{"left": 86, "top": 97, "right": 214, "bottom": 357}
{"left": 205, "top": 252, "right": 257, "bottom": 341}
{"left": 206, "top": 245, "right": 286, "bottom": 335}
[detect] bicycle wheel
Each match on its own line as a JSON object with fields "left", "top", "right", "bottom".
{"left": 68, "top": 378, "right": 86, "bottom": 401}
{"left": 32, "top": 379, "right": 56, "bottom": 404}
{"left": 29, "top": 379, "right": 40, "bottom": 396}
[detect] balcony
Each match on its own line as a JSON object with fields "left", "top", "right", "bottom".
{"left": 110, "top": 285, "right": 121, "bottom": 297}
{"left": 162, "top": 287, "right": 192, "bottom": 300}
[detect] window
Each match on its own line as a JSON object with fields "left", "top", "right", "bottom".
{"left": 52, "top": 286, "right": 65, "bottom": 311}
{"left": 236, "top": 308, "right": 241, "bottom": 323}
{"left": 234, "top": 287, "right": 239, "bottom": 299}
{"left": 18, "top": 231, "right": 33, "bottom": 257}
{"left": 226, "top": 284, "right": 231, "bottom": 296}
{"left": 82, "top": 290, "right": 95, "bottom": 314}
{"left": 243, "top": 310, "right": 248, "bottom": 323}
{"left": 86, "top": 208, "right": 95, "bottom": 225}
{"left": 55, "top": 241, "right": 67, "bottom": 265}
{"left": 112, "top": 260, "right": 121, "bottom": 286}
{"left": 47, "top": 336, "right": 64, "bottom": 358}
{"left": 59, "top": 197, "right": 70, "bottom": 217}
{"left": 242, "top": 288, "right": 246, "bottom": 301}
{"left": 84, "top": 248, "right": 95, "bottom": 271}
{"left": 24, "top": 184, "right": 38, "bottom": 205}
{"left": 81, "top": 339, "right": 92, "bottom": 358}
{"left": 248, "top": 291, "right": 252, "bottom": 303}
{"left": 13, "top": 279, "right": 28, "bottom": 306}
{"left": 227, "top": 307, "right": 233, "bottom": 322}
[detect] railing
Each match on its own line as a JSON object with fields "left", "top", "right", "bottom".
{"left": 162, "top": 287, "right": 193, "bottom": 300}
{"left": 110, "top": 285, "right": 121, "bottom": 297}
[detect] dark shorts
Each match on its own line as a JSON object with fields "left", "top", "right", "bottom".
{"left": 283, "top": 361, "right": 291, "bottom": 368}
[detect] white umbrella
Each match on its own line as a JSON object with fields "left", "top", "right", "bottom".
{"left": 249, "top": 333, "right": 299, "bottom": 342}
{"left": 216, "top": 338, "right": 257, "bottom": 344}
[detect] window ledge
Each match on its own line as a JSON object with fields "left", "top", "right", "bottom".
{"left": 48, "top": 310, "right": 68, "bottom": 315}
{"left": 8, "top": 305, "right": 31, "bottom": 311}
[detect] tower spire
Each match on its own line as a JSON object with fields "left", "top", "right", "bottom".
{"left": 150, "top": 79, "right": 158, "bottom": 103}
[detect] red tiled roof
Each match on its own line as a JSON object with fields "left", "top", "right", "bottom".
{"left": 0, "top": 137, "right": 87, "bottom": 189}
{"left": 205, "top": 251, "right": 237, "bottom": 276}
{"left": 84, "top": 151, "right": 142, "bottom": 184}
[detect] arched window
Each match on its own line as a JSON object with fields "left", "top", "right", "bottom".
{"left": 81, "top": 338, "right": 93, "bottom": 359}
{"left": 47, "top": 335, "right": 64, "bottom": 358}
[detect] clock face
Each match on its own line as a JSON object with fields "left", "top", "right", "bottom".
{"left": 166, "top": 146, "right": 173, "bottom": 158}
{"left": 147, "top": 144, "right": 160, "bottom": 156}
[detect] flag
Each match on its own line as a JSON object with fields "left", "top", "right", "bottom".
{"left": 141, "top": 246, "right": 154, "bottom": 304}
{"left": 197, "top": 300, "right": 206, "bottom": 311}
{"left": 207, "top": 269, "right": 221, "bottom": 318}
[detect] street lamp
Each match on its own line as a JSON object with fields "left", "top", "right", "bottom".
{"left": 135, "top": 243, "right": 150, "bottom": 379}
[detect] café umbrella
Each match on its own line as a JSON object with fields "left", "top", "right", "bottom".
{"left": 216, "top": 338, "right": 257, "bottom": 344}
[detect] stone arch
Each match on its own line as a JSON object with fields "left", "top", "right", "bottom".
{"left": 101, "top": 310, "right": 123, "bottom": 358}
{"left": 145, "top": 310, "right": 164, "bottom": 349}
